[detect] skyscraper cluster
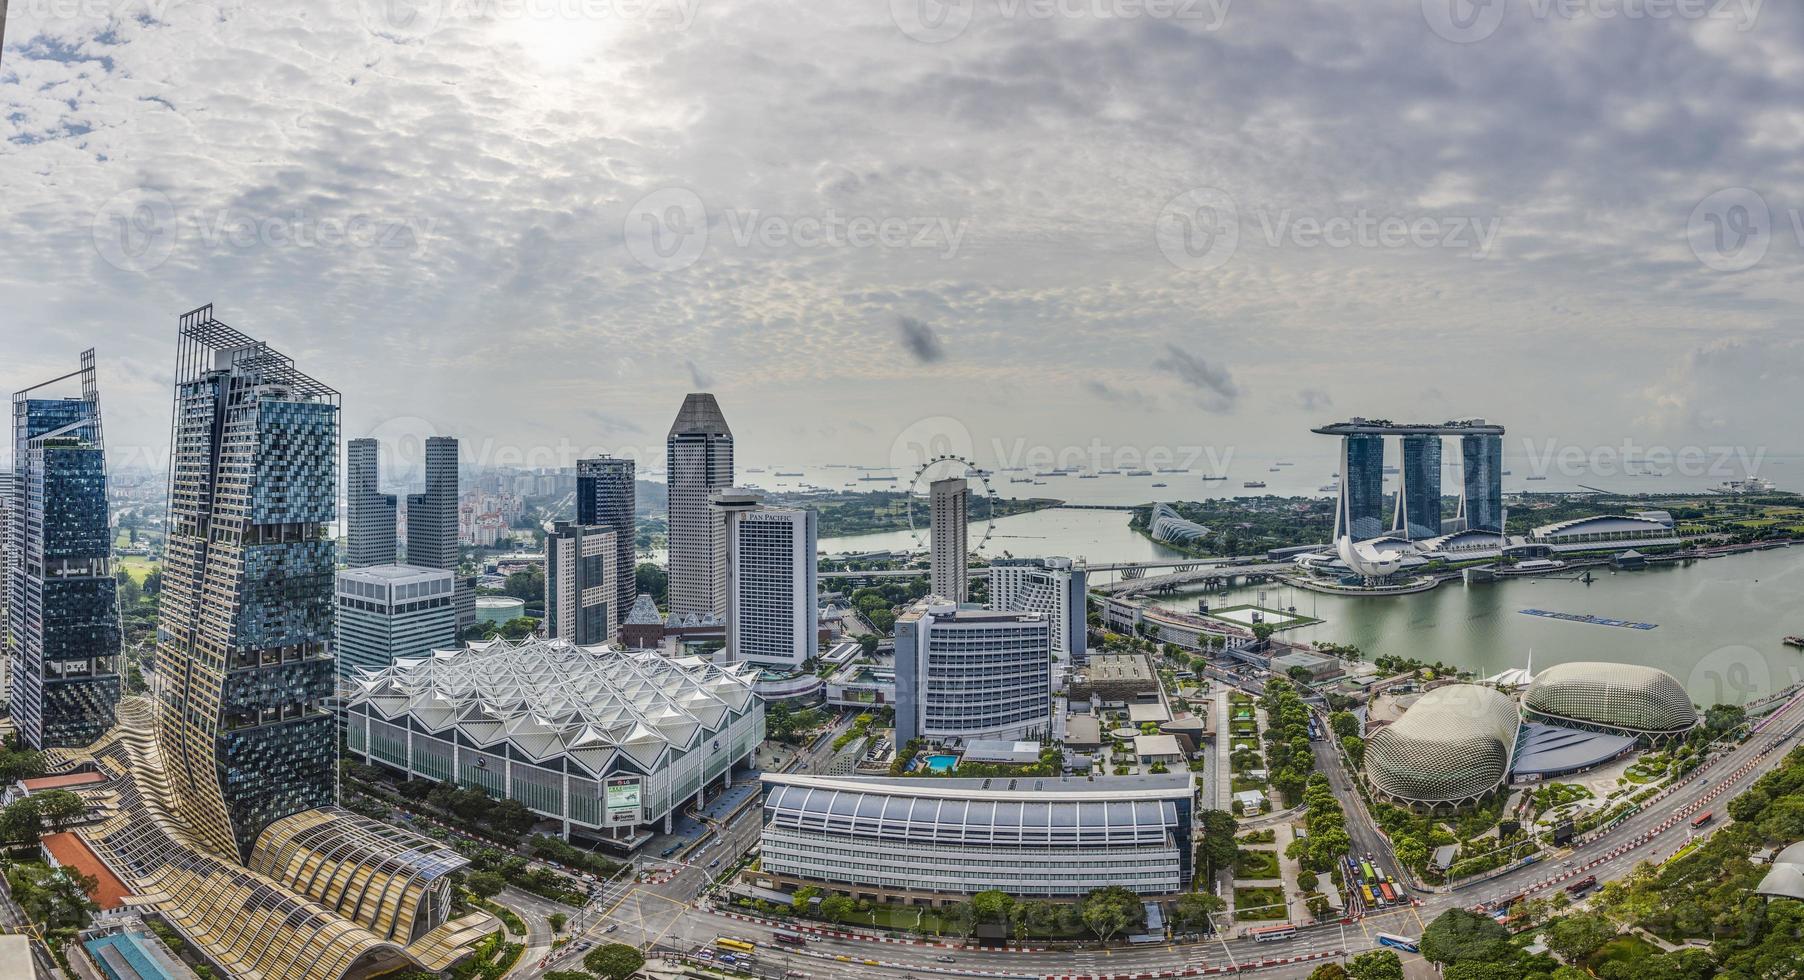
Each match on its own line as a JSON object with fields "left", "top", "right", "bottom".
{"left": 1314, "top": 418, "right": 1507, "bottom": 542}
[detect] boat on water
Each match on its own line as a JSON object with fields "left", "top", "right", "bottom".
{"left": 1785, "top": 636, "right": 1804, "bottom": 649}
{"left": 1151, "top": 482, "right": 1168, "bottom": 488}
{"left": 1200, "top": 475, "right": 1228, "bottom": 481}
{"left": 1526, "top": 475, "right": 1547, "bottom": 481}
{"left": 1243, "top": 480, "right": 1267, "bottom": 488}
{"left": 1716, "top": 478, "right": 1777, "bottom": 494}
{"left": 1033, "top": 471, "right": 1061, "bottom": 478}
{"left": 1124, "top": 469, "right": 1153, "bottom": 477}
{"left": 859, "top": 475, "right": 899, "bottom": 482}
{"left": 1033, "top": 480, "right": 1047, "bottom": 485}
{"left": 1078, "top": 474, "right": 1100, "bottom": 480}
{"left": 1009, "top": 477, "right": 1033, "bottom": 483}
{"left": 1268, "top": 466, "right": 1281, "bottom": 472}
{"left": 1274, "top": 461, "right": 1294, "bottom": 467}
{"left": 1317, "top": 484, "right": 1338, "bottom": 492}
{"left": 776, "top": 471, "right": 804, "bottom": 477}
{"left": 1157, "top": 467, "right": 1189, "bottom": 474}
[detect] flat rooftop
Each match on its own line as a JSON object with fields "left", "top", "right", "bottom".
{"left": 1074, "top": 654, "right": 1154, "bottom": 684}
{"left": 1511, "top": 722, "right": 1637, "bottom": 778}
{"left": 43, "top": 831, "right": 131, "bottom": 910}
{"left": 1312, "top": 418, "right": 1505, "bottom": 436}
{"left": 764, "top": 771, "right": 1193, "bottom": 800}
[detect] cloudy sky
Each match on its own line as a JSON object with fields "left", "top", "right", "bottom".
{"left": 3, "top": 0, "right": 1802, "bottom": 484}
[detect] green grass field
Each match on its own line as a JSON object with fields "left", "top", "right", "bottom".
{"left": 117, "top": 557, "right": 160, "bottom": 584}
{"left": 1234, "top": 849, "right": 1281, "bottom": 880}
{"left": 1234, "top": 886, "right": 1287, "bottom": 921}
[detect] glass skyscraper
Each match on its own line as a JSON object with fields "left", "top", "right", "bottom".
{"left": 576, "top": 455, "right": 636, "bottom": 620}
{"left": 665, "top": 394, "right": 733, "bottom": 617}
{"left": 1460, "top": 433, "right": 1505, "bottom": 533}
{"left": 344, "top": 437, "right": 397, "bottom": 567}
{"left": 159, "top": 308, "right": 340, "bottom": 861}
{"left": 1395, "top": 434, "right": 1443, "bottom": 540}
{"left": 1339, "top": 433, "right": 1386, "bottom": 540}
{"left": 8, "top": 350, "right": 121, "bottom": 748}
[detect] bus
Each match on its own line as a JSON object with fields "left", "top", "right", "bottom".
{"left": 1360, "top": 886, "right": 1376, "bottom": 904}
{"left": 1359, "top": 861, "right": 1375, "bottom": 881}
{"left": 714, "top": 938, "right": 756, "bottom": 954}
{"left": 1564, "top": 875, "right": 1598, "bottom": 895}
{"left": 1691, "top": 811, "right": 1714, "bottom": 829}
{"left": 1375, "top": 933, "right": 1419, "bottom": 953}
{"left": 1248, "top": 924, "right": 1298, "bottom": 943}
{"left": 1378, "top": 883, "right": 1396, "bottom": 902}
{"left": 771, "top": 930, "right": 807, "bottom": 947}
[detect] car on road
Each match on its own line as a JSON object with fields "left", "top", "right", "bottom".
{"left": 936, "top": 955, "right": 955, "bottom": 962}
{"left": 604, "top": 924, "right": 617, "bottom": 933}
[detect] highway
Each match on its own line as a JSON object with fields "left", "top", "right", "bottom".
{"left": 514, "top": 691, "right": 1804, "bottom": 980}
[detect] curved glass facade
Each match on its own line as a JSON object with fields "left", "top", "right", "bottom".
{"left": 1365, "top": 684, "right": 1519, "bottom": 805}
{"left": 1524, "top": 661, "right": 1697, "bottom": 736}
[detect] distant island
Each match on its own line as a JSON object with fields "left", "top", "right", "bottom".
{"left": 766, "top": 489, "right": 1064, "bottom": 538}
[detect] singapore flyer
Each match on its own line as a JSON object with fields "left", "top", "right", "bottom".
{"left": 905, "top": 454, "right": 999, "bottom": 554}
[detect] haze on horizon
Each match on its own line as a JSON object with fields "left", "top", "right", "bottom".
{"left": 3, "top": 0, "right": 1802, "bottom": 481}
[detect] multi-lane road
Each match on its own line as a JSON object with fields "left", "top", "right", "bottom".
{"left": 514, "top": 691, "right": 1804, "bottom": 980}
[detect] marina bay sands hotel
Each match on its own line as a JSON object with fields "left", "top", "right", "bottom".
{"left": 1312, "top": 418, "right": 1505, "bottom": 542}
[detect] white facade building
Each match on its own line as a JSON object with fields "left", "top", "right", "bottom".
{"left": 716, "top": 491, "right": 819, "bottom": 669}
{"left": 334, "top": 564, "right": 458, "bottom": 678}
{"left": 929, "top": 477, "right": 968, "bottom": 602}
{"left": 988, "top": 556, "right": 1088, "bottom": 663}
{"left": 894, "top": 599, "right": 1050, "bottom": 746}
{"left": 546, "top": 523, "right": 619, "bottom": 644}
{"left": 666, "top": 394, "right": 734, "bottom": 618}
{"left": 343, "top": 638, "right": 764, "bottom": 841}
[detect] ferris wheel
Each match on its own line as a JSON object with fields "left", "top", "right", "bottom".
{"left": 905, "top": 454, "right": 1000, "bottom": 553}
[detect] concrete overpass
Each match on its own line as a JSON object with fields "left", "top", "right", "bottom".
{"left": 817, "top": 555, "right": 1287, "bottom": 582}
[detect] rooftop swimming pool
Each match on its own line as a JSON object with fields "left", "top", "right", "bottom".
{"left": 924, "top": 754, "right": 959, "bottom": 773}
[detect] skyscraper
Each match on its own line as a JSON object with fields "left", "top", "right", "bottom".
{"left": 988, "top": 556, "right": 1088, "bottom": 664}
{"left": 0, "top": 469, "right": 11, "bottom": 711}
{"left": 894, "top": 599, "right": 1051, "bottom": 746}
{"left": 1460, "top": 432, "right": 1505, "bottom": 533}
{"left": 345, "top": 437, "right": 397, "bottom": 567}
{"left": 577, "top": 455, "right": 637, "bottom": 619}
{"left": 1337, "top": 433, "right": 1386, "bottom": 540}
{"left": 8, "top": 351, "right": 122, "bottom": 748}
{"left": 335, "top": 564, "right": 457, "bottom": 677}
{"left": 159, "top": 309, "right": 341, "bottom": 860}
{"left": 546, "top": 522, "right": 619, "bottom": 644}
{"left": 406, "top": 436, "right": 471, "bottom": 629}
{"left": 665, "top": 394, "right": 734, "bottom": 617}
{"left": 717, "top": 489, "right": 818, "bottom": 670}
{"left": 1394, "top": 433, "right": 1443, "bottom": 540}
{"left": 930, "top": 477, "right": 969, "bottom": 602}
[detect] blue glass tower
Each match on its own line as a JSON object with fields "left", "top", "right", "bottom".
{"left": 1395, "top": 434, "right": 1443, "bottom": 540}
{"left": 1339, "top": 434, "right": 1386, "bottom": 540}
{"left": 1460, "top": 433, "right": 1504, "bottom": 533}
{"left": 8, "top": 350, "right": 122, "bottom": 748}
{"left": 157, "top": 308, "right": 341, "bottom": 861}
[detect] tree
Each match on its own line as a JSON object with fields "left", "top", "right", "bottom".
{"left": 583, "top": 943, "right": 644, "bottom": 980}
{"left": 1545, "top": 913, "right": 1618, "bottom": 962}
{"left": 1308, "top": 965, "right": 1349, "bottom": 980}
{"left": 1703, "top": 703, "right": 1745, "bottom": 735}
{"left": 547, "top": 912, "right": 567, "bottom": 933}
{"left": 819, "top": 895, "right": 857, "bottom": 924}
{"left": 504, "top": 567, "right": 545, "bottom": 602}
{"left": 1391, "top": 834, "right": 1429, "bottom": 871}
{"left": 635, "top": 563, "right": 668, "bottom": 606}
{"left": 544, "top": 972, "right": 593, "bottom": 980}
{"left": 1341, "top": 735, "right": 1365, "bottom": 769}
{"left": 791, "top": 886, "right": 822, "bottom": 913}
{"left": 858, "top": 633, "right": 880, "bottom": 656}
{"left": 1079, "top": 886, "right": 1143, "bottom": 941}
{"left": 1195, "top": 809, "right": 1239, "bottom": 879}
{"left": 971, "top": 889, "right": 1014, "bottom": 923}
{"left": 1420, "top": 908, "right": 1513, "bottom": 965}
{"left": 1173, "top": 892, "right": 1223, "bottom": 931}
{"left": 1346, "top": 949, "right": 1404, "bottom": 980}
{"left": 1329, "top": 711, "right": 1359, "bottom": 739}
{"left": 465, "top": 871, "right": 506, "bottom": 899}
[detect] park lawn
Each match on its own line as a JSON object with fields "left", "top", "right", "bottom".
{"left": 117, "top": 556, "right": 160, "bottom": 584}
{"left": 1234, "top": 887, "right": 1287, "bottom": 921}
{"left": 1587, "top": 935, "right": 1659, "bottom": 973}
{"left": 1234, "top": 849, "right": 1281, "bottom": 880}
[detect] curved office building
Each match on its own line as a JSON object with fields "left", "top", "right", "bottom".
{"left": 1524, "top": 662, "right": 1697, "bottom": 738}
{"left": 1365, "top": 685, "right": 1521, "bottom": 807}
{"left": 757, "top": 773, "right": 1193, "bottom": 903}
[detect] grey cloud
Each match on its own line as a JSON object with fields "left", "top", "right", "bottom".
{"left": 896, "top": 315, "right": 945, "bottom": 364}
{"left": 1159, "top": 344, "right": 1238, "bottom": 413}
{"left": 686, "top": 359, "right": 714, "bottom": 388}
{"left": 1297, "top": 388, "right": 1333, "bottom": 412}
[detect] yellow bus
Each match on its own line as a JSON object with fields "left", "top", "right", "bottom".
{"left": 714, "top": 937, "right": 756, "bottom": 954}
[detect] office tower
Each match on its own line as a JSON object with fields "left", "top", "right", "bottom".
{"left": 988, "top": 556, "right": 1088, "bottom": 663}
{"left": 406, "top": 436, "right": 472, "bottom": 629}
{"left": 1460, "top": 432, "right": 1505, "bottom": 533}
{"left": 665, "top": 393, "right": 734, "bottom": 617}
{"left": 1394, "top": 434, "right": 1443, "bottom": 540}
{"left": 159, "top": 310, "right": 341, "bottom": 860}
{"left": 0, "top": 469, "right": 10, "bottom": 710}
{"left": 577, "top": 455, "right": 637, "bottom": 619}
{"left": 1336, "top": 433, "right": 1386, "bottom": 540}
{"left": 716, "top": 489, "right": 818, "bottom": 670}
{"left": 894, "top": 598, "right": 1051, "bottom": 746}
{"left": 345, "top": 437, "right": 398, "bottom": 567}
{"left": 334, "top": 565, "right": 457, "bottom": 677}
{"left": 546, "top": 522, "right": 619, "bottom": 644}
{"left": 8, "top": 351, "right": 122, "bottom": 748}
{"left": 929, "top": 477, "right": 969, "bottom": 602}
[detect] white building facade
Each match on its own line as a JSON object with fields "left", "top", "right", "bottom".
{"left": 929, "top": 477, "right": 968, "bottom": 602}
{"left": 894, "top": 600, "right": 1050, "bottom": 746}
{"left": 546, "top": 522, "right": 619, "bottom": 644}
{"left": 334, "top": 565, "right": 458, "bottom": 678}
{"left": 987, "top": 556, "right": 1088, "bottom": 663}
{"left": 717, "top": 492, "right": 818, "bottom": 669}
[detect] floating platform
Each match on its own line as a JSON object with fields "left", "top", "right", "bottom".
{"left": 1519, "top": 608, "right": 1657, "bottom": 630}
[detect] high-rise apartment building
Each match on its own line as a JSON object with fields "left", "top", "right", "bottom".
{"left": 988, "top": 556, "right": 1088, "bottom": 663}
{"left": 666, "top": 394, "right": 733, "bottom": 617}
{"left": 159, "top": 310, "right": 341, "bottom": 861}
{"left": 894, "top": 599, "right": 1051, "bottom": 746}
{"left": 929, "top": 477, "right": 968, "bottom": 602}
{"left": 0, "top": 469, "right": 11, "bottom": 710}
{"left": 546, "top": 522, "right": 619, "bottom": 645}
{"left": 406, "top": 436, "right": 472, "bottom": 629}
{"left": 1460, "top": 432, "right": 1505, "bottom": 533}
{"left": 1395, "top": 433, "right": 1443, "bottom": 540}
{"left": 577, "top": 455, "right": 637, "bottom": 620}
{"left": 8, "top": 351, "right": 122, "bottom": 748}
{"left": 345, "top": 437, "right": 398, "bottom": 567}
{"left": 335, "top": 564, "right": 457, "bottom": 677}
{"left": 716, "top": 490, "right": 818, "bottom": 670}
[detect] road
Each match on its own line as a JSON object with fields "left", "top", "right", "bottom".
{"left": 514, "top": 691, "right": 1804, "bottom": 980}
